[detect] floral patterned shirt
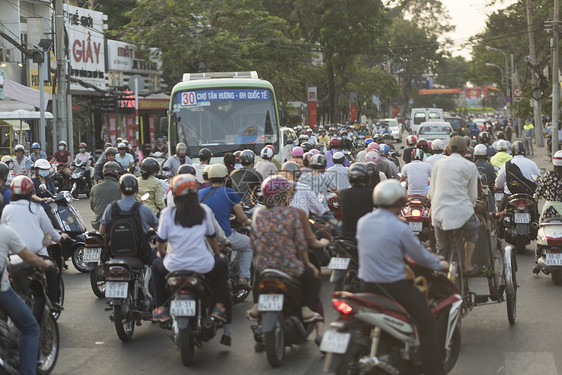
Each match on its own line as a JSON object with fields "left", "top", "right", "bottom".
{"left": 536, "top": 170, "right": 562, "bottom": 219}
{"left": 251, "top": 206, "right": 306, "bottom": 277}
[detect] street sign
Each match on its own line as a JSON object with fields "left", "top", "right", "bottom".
{"left": 506, "top": 96, "right": 511, "bottom": 103}
{"left": 513, "top": 87, "right": 522, "bottom": 98}
{"left": 514, "top": 97, "right": 522, "bottom": 102}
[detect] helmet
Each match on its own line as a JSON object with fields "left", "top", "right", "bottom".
{"left": 379, "top": 144, "right": 390, "bottom": 156}
{"left": 281, "top": 161, "right": 300, "bottom": 177}
{"left": 303, "top": 151, "right": 313, "bottom": 167}
{"left": 104, "top": 142, "right": 112, "bottom": 148}
{"left": 332, "top": 151, "right": 346, "bottom": 164}
{"left": 260, "top": 147, "right": 274, "bottom": 160}
{"left": 301, "top": 142, "right": 313, "bottom": 153}
{"left": 34, "top": 159, "right": 51, "bottom": 170}
{"left": 119, "top": 173, "right": 138, "bottom": 194}
{"left": 261, "top": 175, "right": 293, "bottom": 205}
{"left": 382, "top": 133, "right": 392, "bottom": 144}
{"left": 463, "top": 135, "right": 472, "bottom": 147}
{"left": 367, "top": 142, "right": 379, "bottom": 151}
{"left": 10, "top": 175, "right": 34, "bottom": 195}
{"left": 58, "top": 141, "right": 67, "bottom": 147}
{"left": 299, "top": 134, "right": 309, "bottom": 142}
{"left": 291, "top": 147, "right": 304, "bottom": 157}
{"left": 431, "top": 139, "right": 445, "bottom": 152}
{"left": 208, "top": 164, "right": 228, "bottom": 179}
{"left": 373, "top": 134, "right": 383, "bottom": 144}
{"left": 233, "top": 151, "right": 242, "bottom": 163}
{"left": 473, "top": 144, "right": 488, "bottom": 157}
{"left": 373, "top": 179, "right": 406, "bottom": 208}
{"left": 306, "top": 128, "right": 313, "bottom": 134}
{"left": 116, "top": 137, "right": 123, "bottom": 143}
{"left": 496, "top": 131, "right": 505, "bottom": 140}
{"left": 365, "top": 162, "right": 380, "bottom": 183}
{"left": 140, "top": 157, "right": 160, "bottom": 176}
{"left": 202, "top": 164, "right": 212, "bottom": 180}
{"left": 348, "top": 162, "right": 369, "bottom": 184}
{"left": 406, "top": 135, "right": 417, "bottom": 146}
{"left": 156, "top": 137, "right": 162, "bottom": 143}
{"left": 162, "top": 136, "right": 167, "bottom": 141}
{"left": 122, "top": 139, "right": 129, "bottom": 145}
{"left": 176, "top": 142, "right": 188, "bottom": 152}
{"left": 105, "top": 147, "right": 117, "bottom": 156}
{"left": 309, "top": 149, "right": 321, "bottom": 156}
{"left": 102, "top": 161, "right": 122, "bottom": 178}
{"left": 309, "top": 154, "right": 327, "bottom": 169}
{"left": 511, "top": 141, "right": 526, "bottom": 156}
{"left": 171, "top": 174, "right": 198, "bottom": 197}
{"left": 496, "top": 140, "right": 508, "bottom": 152}
{"left": 117, "top": 142, "right": 127, "bottom": 149}
{"left": 365, "top": 150, "right": 380, "bottom": 164}
{"left": 239, "top": 149, "right": 255, "bottom": 165}
{"left": 553, "top": 150, "right": 562, "bottom": 166}
{"left": 416, "top": 139, "right": 428, "bottom": 153}
{"left": 265, "top": 144, "right": 274, "bottom": 150}
{"left": 0, "top": 156, "right": 11, "bottom": 164}
{"left": 31, "top": 142, "right": 40, "bottom": 150}
{"left": 478, "top": 131, "right": 490, "bottom": 144}
{"left": 198, "top": 148, "right": 213, "bottom": 161}
{"left": 365, "top": 138, "right": 374, "bottom": 146}
{"left": 0, "top": 162, "right": 9, "bottom": 179}
{"left": 79, "top": 142, "right": 87, "bottom": 149}
{"left": 14, "top": 144, "right": 24, "bottom": 152}
{"left": 411, "top": 148, "right": 425, "bottom": 161}
{"left": 329, "top": 138, "right": 340, "bottom": 149}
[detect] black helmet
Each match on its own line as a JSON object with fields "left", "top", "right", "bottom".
{"left": 301, "top": 142, "right": 313, "bottom": 153}
{"left": 140, "top": 157, "right": 160, "bottom": 177}
{"left": 0, "top": 162, "right": 9, "bottom": 180}
{"left": 373, "top": 134, "right": 383, "bottom": 144}
{"left": 478, "top": 131, "right": 490, "bottom": 144}
{"left": 239, "top": 149, "right": 255, "bottom": 165}
{"left": 365, "top": 161, "right": 381, "bottom": 188}
{"left": 511, "top": 141, "right": 526, "bottom": 156}
{"left": 102, "top": 161, "right": 122, "bottom": 178}
{"left": 177, "top": 164, "right": 196, "bottom": 175}
{"left": 496, "top": 131, "right": 505, "bottom": 140}
{"left": 119, "top": 173, "right": 138, "bottom": 195}
{"left": 348, "top": 162, "right": 369, "bottom": 185}
{"left": 198, "top": 148, "right": 213, "bottom": 161}
{"left": 382, "top": 133, "right": 392, "bottom": 144}
{"left": 450, "top": 131, "right": 459, "bottom": 138}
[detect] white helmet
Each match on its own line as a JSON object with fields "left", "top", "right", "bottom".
{"left": 553, "top": 150, "right": 562, "bottom": 167}
{"left": 473, "top": 144, "right": 488, "bottom": 156}
{"left": 373, "top": 179, "right": 406, "bottom": 208}
{"left": 117, "top": 142, "right": 127, "bottom": 149}
{"left": 260, "top": 147, "right": 274, "bottom": 159}
{"left": 34, "top": 159, "right": 51, "bottom": 170}
{"left": 497, "top": 139, "right": 508, "bottom": 152}
{"left": 431, "top": 139, "right": 445, "bottom": 152}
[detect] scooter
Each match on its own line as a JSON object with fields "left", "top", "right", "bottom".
{"left": 328, "top": 238, "right": 359, "bottom": 293}
{"left": 70, "top": 159, "right": 92, "bottom": 198}
{"left": 534, "top": 217, "right": 562, "bottom": 285}
{"left": 51, "top": 162, "right": 71, "bottom": 192}
{"left": 400, "top": 196, "right": 432, "bottom": 242}
{"left": 499, "top": 193, "right": 539, "bottom": 254}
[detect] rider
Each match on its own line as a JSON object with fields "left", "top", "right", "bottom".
{"left": 357, "top": 179, "right": 448, "bottom": 375}
{"left": 50, "top": 141, "right": 72, "bottom": 166}
{"left": 227, "top": 149, "right": 263, "bottom": 212}
{"left": 255, "top": 146, "right": 278, "bottom": 178}
{"left": 89, "top": 162, "right": 122, "bottom": 230}
{"left": 12, "top": 144, "right": 32, "bottom": 176}
{"left": 30, "top": 142, "right": 47, "bottom": 163}
{"left": 379, "top": 144, "right": 400, "bottom": 179}
{"left": 288, "top": 146, "right": 304, "bottom": 168}
{"left": 163, "top": 143, "right": 193, "bottom": 177}
{"left": 425, "top": 139, "right": 447, "bottom": 167}
{"left": 115, "top": 143, "right": 135, "bottom": 172}
{"left": 94, "top": 147, "right": 117, "bottom": 183}
{"left": 74, "top": 142, "right": 93, "bottom": 189}
{"left": 491, "top": 131, "right": 511, "bottom": 154}
{"left": 325, "top": 152, "right": 351, "bottom": 191}
{"left": 153, "top": 137, "right": 168, "bottom": 157}
{"left": 0, "top": 195, "right": 55, "bottom": 375}
{"left": 193, "top": 148, "right": 213, "bottom": 182}
{"left": 339, "top": 162, "right": 374, "bottom": 240}
{"left": 478, "top": 131, "right": 496, "bottom": 157}
{"left": 279, "top": 161, "right": 324, "bottom": 217}
{"left": 473, "top": 144, "right": 497, "bottom": 212}
{"left": 317, "top": 128, "right": 330, "bottom": 148}
{"left": 400, "top": 148, "right": 432, "bottom": 198}
{"left": 137, "top": 157, "right": 165, "bottom": 216}
{"left": 339, "top": 130, "right": 354, "bottom": 151}
{"left": 415, "top": 139, "right": 431, "bottom": 159}
{"left": 30, "top": 159, "right": 59, "bottom": 229}
{"left": 428, "top": 136, "right": 481, "bottom": 276}
{"left": 490, "top": 140, "right": 512, "bottom": 170}
{"left": 355, "top": 138, "right": 372, "bottom": 162}
{"left": 0, "top": 162, "right": 10, "bottom": 203}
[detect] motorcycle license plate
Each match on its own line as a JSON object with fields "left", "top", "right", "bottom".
{"left": 83, "top": 248, "right": 101, "bottom": 263}
{"left": 409, "top": 221, "right": 423, "bottom": 233}
{"left": 328, "top": 257, "right": 351, "bottom": 270}
{"left": 320, "top": 331, "right": 351, "bottom": 354}
{"left": 514, "top": 213, "right": 530, "bottom": 224}
{"left": 105, "top": 282, "right": 128, "bottom": 299}
{"left": 170, "top": 300, "right": 196, "bottom": 317}
{"left": 495, "top": 193, "right": 504, "bottom": 201}
{"left": 546, "top": 253, "right": 562, "bottom": 266}
{"left": 258, "top": 294, "right": 284, "bottom": 311}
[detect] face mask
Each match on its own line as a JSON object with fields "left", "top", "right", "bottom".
{"left": 39, "top": 170, "right": 50, "bottom": 178}
{"left": 59, "top": 146, "right": 65, "bottom": 151}
{"left": 342, "top": 136, "right": 348, "bottom": 140}
{"left": 79, "top": 148, "right": 85, "bottom": 153}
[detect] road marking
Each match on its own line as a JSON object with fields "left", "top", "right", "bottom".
{"left": 504, "top": 352, "right": 557, "bottom": 375}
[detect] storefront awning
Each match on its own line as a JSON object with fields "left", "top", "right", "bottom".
{"left": 0, "top": 120, "right": 30, "bottom": 131}
{"left": 0, "top": 109, "right": 53, "bottom": 120}
{"left": 139, "top": 93, "right": 170, "bottom": 110}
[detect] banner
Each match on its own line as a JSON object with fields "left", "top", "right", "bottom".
{"left": 308, "top": 87, "right": 317, "bottom": 126}
{"left": 1, "top": 78, "right": 50, "bottom": 108}
{"left": 126, "top": 115, "right": 135, "bottom": 143}
{"left": 465, "top": 87, "right": 482, "bottom": 108}
{"left": 148, "top": 115, "right": 156, "bottom": 151}
{"left": 418, "top": 88, "right": 462, "bottom": 95}
{"left": 109, "top": 115, "right": 116, "bottom": 145}
{"left": 350, "top": 92, "right": 358, "bottom": 123}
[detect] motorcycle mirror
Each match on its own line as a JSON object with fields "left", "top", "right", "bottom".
{"left": 141, "top": 193, "right": 150, "bottom": 201}
{"left": 38, "top": 184, "right": 47, "bottom": 192}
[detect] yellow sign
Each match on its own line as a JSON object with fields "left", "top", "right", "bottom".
{"left": 29, "top": 51, "right": 56, "bottom": 94}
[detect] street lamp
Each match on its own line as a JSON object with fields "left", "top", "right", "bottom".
{"left": 486, "top": 46, "right": 514, "bottom": 123}
{"left": 485, "top": 62, "right": 507, "bottom": 108}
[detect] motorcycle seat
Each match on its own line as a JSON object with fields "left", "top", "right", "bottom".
{"left": 260, "top": 269, "right": 296, "bottom": 281}
{"left": 336, "top": 291, "right": 409, "bottom": 316}
{"left": 107, "top": 257, "right": 144, "bottom": 270}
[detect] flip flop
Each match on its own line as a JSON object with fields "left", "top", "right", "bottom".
{"left": 464, "top": 266, "right": 481, "bottom": 277}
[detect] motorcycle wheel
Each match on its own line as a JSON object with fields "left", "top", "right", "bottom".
{"left": 515, "top": 237, "right": 526, "bottom": 255}
{"left": 179, "top": 326, "right": 195, "bottom": 366}
{"left": 332, "top": 341, "right": 367, "bottom": 375}
{"left": 438, "top": 313, "right": 461, "bottom": 374}
{"left": 52, "top": 278, "right": 64, "bottom": 321}
{"left": 71, "top": 246, "right": 89, "bottom": 273}
{"left": 114, "top": 294, "right": 134, "bottom": 342}
{"left": 265, "top": 314, "right": 285, "bottom": 368}
{"left": 551, "top": 269, "right": 562, "bottom": 286}
{"left": 333, "top": 262, "right": 360, "bottom": 293}
{"left": 37, "top": 313, "right": 59, "bottom": 375}
{"left": 504, "top": 248, "right": 517, "bottom": 325}
{"left": 90, "top": 265, "right": 106, "bottom": 299}
{"left": 448, "top": 239, "right": 465, "bottom": 298}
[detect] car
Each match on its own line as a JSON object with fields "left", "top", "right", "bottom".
{"left": 416, "top": 121, "right": 453, "bottom": 143}
{"left": 380, "top": 118, "right": 402, "bottom": 142}
{"left": 444, "top": 116, "right": 467, "bottom": 136}
{"left": 410, "top": 108, "right": 444, "bottom": 134}
{"left": 472, "top": 118, "right": 489, "bottom": 130}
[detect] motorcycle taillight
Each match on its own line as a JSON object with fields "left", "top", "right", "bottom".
{"left": 108, "top": 267, "right": 129, "bottom": 281}
{"left": 332, "top": 300, "right": 354, "bottom": 320}
{"left": 258, "top": 279, "right": 288, "bottom": 293}
{"left": 515, "top": 199, "right": 530, "bottom": 208}
{"left": 411, "top": 209, "right": 422, "bottom": 217}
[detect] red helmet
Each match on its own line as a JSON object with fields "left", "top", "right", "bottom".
{"left": 170, "top": 174, "right": 198, "bottom": 197}
{"left": 406, "top": 135, "right": 417, "bottom": 146}
{"left": 10, "top": 175, "right": 34, "bottom": 195}
{"left": 416, "top": 138, "right": 429, "bottom": 153}
{"left": 329, "top": 138, "right": 340, "bottom": 148}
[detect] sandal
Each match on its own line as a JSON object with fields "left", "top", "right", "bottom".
{"left": 464, "top": 266, "right": 481, "bottom": 277}
{"left": 246, "top": 304, "right": 259, "bottom": 321}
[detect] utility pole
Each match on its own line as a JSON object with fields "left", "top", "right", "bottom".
{"left": 526, "top": 0, "right": 544, "bottom": 145}
{"left": 54, "top": 0, "right": 68, "bottom": 145}
{"left": 552, "top": 0, "right": 560, "bottom": 156}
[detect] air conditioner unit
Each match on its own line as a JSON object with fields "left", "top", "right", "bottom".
{"left": 182, "top": 71, "right": 258, "bottom": 82}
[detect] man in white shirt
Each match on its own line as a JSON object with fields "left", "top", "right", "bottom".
{"left": 193, "top": 148, "right": 212, "bottom": 183}
{"left": 255, "top": 147, "right": 278, "bottom": 179}
{"left": 279, "top": 161, "right": 325, "bottom": 217}
{"left": 325, "top": 152, "right": 351, "bottom": 191}
{"left": 428, "top": 136, "right": 480, "bottom": 276}
{"left": 400, "top": 149, "right": 432, "bottom": 197}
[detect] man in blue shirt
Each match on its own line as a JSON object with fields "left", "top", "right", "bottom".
{"left": 199, "top": 164, "right": 253, "bottom": 287}
{"left": 30, "top": 142, "right": 48, "bottom": 163}
{"left": 357, "top": 180, "right": 448, "bottom": 375}
{"left": 115, "top": 143, "right": 135, "bottom": 172}
{"left": 0, "top": 162, "right": 10, "bottom": 204}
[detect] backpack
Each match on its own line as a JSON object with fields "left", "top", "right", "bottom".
{"left": 505, "top": 161, "right": 536, "bottom": 195}
{"left": 105, "top": 201, "right": 149, "bottom": 261}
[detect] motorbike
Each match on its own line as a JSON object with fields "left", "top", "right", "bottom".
{"left": 51, "top": 162, "right": 71, "bottom": 192}
{"left": 0, "top": 255, "right": 60, "bottom": 374}
{"left": 40, "top": 185, "right": 88, "bottom": 273}
{"left": 251, "top": 269, "right": 316, "bottom": 368}
{"left": 534, "top": 217, "right": 562, "bottom": 285}
{"left": 84, "top": 231, "right": 109, "bottom": 298}
{"left": 493, "top": 187, "right": 504, "bottom": 212}
{"left": 309, "top": 214, "right": 335, "bottom": 267}
{"left": 328, "top": 238, "right": 360, "bottom": 293}
{"left": 499, "top": 193, "right": 539, "bottom": 254}
{"left": 322, "top": 263, "right": 462, "bottom": 375}
{"left": 400, "top": 196, "right": 432, "bottom": 242}
{"left": 69, "top": 160, "right": 92, "bottom": 198}
{"left": 105, "top": 231, "right": 156, "bottom": 342}
{"left": 161, "top": 270, "right": 230, "bottom": 366}
{"left": 325, "top": 192, "right": 341, "bottom": 221}
{"left": 221, "top": 244, "right": 254, "bottom": 304}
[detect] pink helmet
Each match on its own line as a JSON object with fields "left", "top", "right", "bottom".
{"left": 367, "top": 142, "right": 379, "bottom": 151}
{"left": 261, "top": 176, "right": 294, "bottom": 205}
{"left": 365, "top": 150, "right": 380, "bottom": 165}
{"left": 291, "top": 146, "right": 304, "bottom": 157}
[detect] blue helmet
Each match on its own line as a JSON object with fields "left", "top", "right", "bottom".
{"left": 31, "top": 142, "right": 40, "bottom": 149}
{"left": 364, "top": 138, "right": 374, "bottom": 146}
{"left": 379, "top": 144, "right": 390, "bottom": 156}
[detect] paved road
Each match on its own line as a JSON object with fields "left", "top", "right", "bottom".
{"left": 53, "top": 146, "right": 562, "bottom": 375}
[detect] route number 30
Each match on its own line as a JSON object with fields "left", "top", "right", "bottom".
{"left": 181, "top": 92, "right": 197, "bottom": 106}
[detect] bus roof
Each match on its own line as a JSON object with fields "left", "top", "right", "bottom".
{"left": 171, "top": 77, "right": 274, "bottom": 94}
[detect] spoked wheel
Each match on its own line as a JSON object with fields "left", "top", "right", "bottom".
{"left": 486, "top": 233, "right": 500, "bottom": 301}
{"left": 90, "top": 264, "right": 106, "bottom": 299}
{"left": 179, "top": 326, "right": 195, "bottom": 366}
{"left": 265, "top": 314, "right": 285, "bottom": 368}
{"left": 71, "top": 246, "right": 89, "bottom": 273}
{"left": 114, "top": 293, "right": 135, "bottom": 342}
{"left": 37, "top": 313, "right": 59, "bottom": 375}
{"left": 504, "top": 246, "right": 517, "bottom": 325}
{"left": 447, "top": 239, "right": 465, "bottom": 299}
{"left": 333, "top": 260, "right": 360, "bottom": 293}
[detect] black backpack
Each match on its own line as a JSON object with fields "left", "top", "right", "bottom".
{"left": 505, "top": 161, "right": 537, "bottom": 195}
{"left": 105, "top": 201, "right": 148, "bottom": 261}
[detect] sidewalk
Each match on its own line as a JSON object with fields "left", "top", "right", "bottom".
{"left": 522, "top": 138, "right": 552, "bottom": 170}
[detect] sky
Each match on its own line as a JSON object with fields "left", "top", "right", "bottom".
{"left": 444, "top": 0, "right": 518, "bottom": 60}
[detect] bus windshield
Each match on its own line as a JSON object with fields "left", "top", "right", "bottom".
{"left": 170, "top": 88, "right": 278, "bottom": 158}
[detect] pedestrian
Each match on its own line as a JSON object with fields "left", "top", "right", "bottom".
{"left": 523, "top": 119, "right": 535, "bottom": 156}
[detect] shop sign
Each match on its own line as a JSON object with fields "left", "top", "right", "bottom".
{"left": 107, "top": 40, "right": 162, "bottom": 75}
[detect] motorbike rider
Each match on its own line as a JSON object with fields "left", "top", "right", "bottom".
{"left": 307, "top": 128, "right": 318, "bottom": 146}
{"left": 137, "top": 157, "right": 166, "bottom": 216}
{"left": 73, "top": 142, "right": 93, "bottom": 189}
{"left": 490, "top": 139, "right": 513, "bottom": 170}
{"left": 30, "top": 159, "right": 60, "bottom": 229}
{"left": 278, "top": 161, "right": 324, "bottom": 217}
{"left": 193, "top": 148, "right": 213, "bottom": 182}
{"left": 473, "top": 144, "right": 497, "bottom": 213}
{"left": 428, "top": 136, "right": 481, "bottom": 276}
{"left": 115, "top": 142, "right": 135, "bottom": 172}
{"left": 357, "top": 179, "right": 448, "bottom": 375}
{"left": 365, "top": 151, "right": 387, "bottom": 182}
{"left": 255, "top": 146, "right": 278, "bottom": 178}
{"left": 400, "top": 148, "right": 432, "bottom": 198}
{"left": 12, "top": 144, "right": 32, "bottom": 176}
{"left": 152, "top": 174, "right": 231, "bottom": 325}
{"left": 50, "top": 141, "right": 72, "bottom": 166}
{"left": 0, "top": 162, "right": 10, "bottom": 203}
{"left": 425, "top": 139, "right": 447, "bottom": 167}
{"left": 491, "top": 131, "right": 511, "bottom": 154}
{"left": 317, "top": 128, "right": 330, "bottom": 148}
{"left": 325, "top": 152, "right": 351, "bottom": 191}
{"left": 0, "top": 195, "right": 55, "bottom": 375}
{"left": 288, "top": 146, "right": 305, "bottom": 168}
{"left": 1, "top": 175, "right": 69, "bottom": 306}
{"left": 198, "top": 164, "right": 253, "bottom": 289}
{"left": 30, "top": 142, "right": 47, "bottom": 163}
{"left": 339, "top": 130, "right": 355, "bottom": 152}
{"left": 94, "top": 147, "right": 117, "bottom": 183}
{"left": 153, "top": 137, "right": 168, "bottom": 157}
{"left": 478, "top": 131, "right": 496, "bottom": 157}
{"left": 89, "top": 162, "right": 122, "bottom": 230}
{"left": 379, "top": 144, "right": 400, "bottom": 179}
{"left": 227, "top": 149, "right": 263, "bottom": 212}
{"left": 415, "top": 139, "right": 431, "bottom": 159}
{"left": 355, "top": 138, "right": 372, "bottom": 162}
{"left": 340, "top": 162, "right": 374, "bottom": 240}
{"left": 163, "top": 142, "right": 192, "bottom": 177}
{"left": 402, "top": 135, "right": 417, "bottom": 164}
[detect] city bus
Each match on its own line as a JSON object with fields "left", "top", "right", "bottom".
{"left": 168, "top": 71, "right": 283, "bottom": 162}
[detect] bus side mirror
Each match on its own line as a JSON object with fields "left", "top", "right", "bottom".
{"left": 278, "top": 108, "right": 287, "bottom": 127}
